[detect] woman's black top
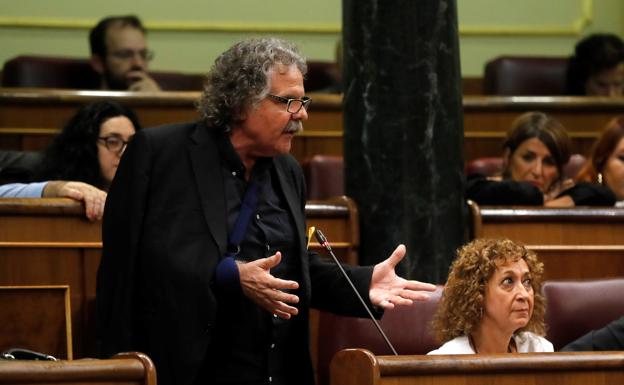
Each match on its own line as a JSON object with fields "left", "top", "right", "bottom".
{"left": 466, "top": 175, "right": 616, "bottom": 206}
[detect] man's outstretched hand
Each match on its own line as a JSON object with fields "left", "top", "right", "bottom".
{"left": 369, "top": 244, "right": 437, "bottom": 309}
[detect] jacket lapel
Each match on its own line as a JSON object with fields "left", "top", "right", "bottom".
{"left": 275, "top": 159, "right": 306, "bottom": 249}
{"left": 189, "top": 123, "right": 228, "bottom": 256}
{"left": 274, "top": 157, "right": 311, "bottom": 298}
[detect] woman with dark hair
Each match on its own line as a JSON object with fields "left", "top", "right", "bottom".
{"left": 466, "top": 111, "right": 614, "bottom": 206}
{"left": 36, "top": 100, "right": 142, "bottom": 190}
{"left": 429, "top": 238, "right": 553, "bottom": 354}
{"left": 576, "top": 116, "right": 624, "bottom": 206}
{"left": 565, "top": 33, "right": 624, "bottom": 96}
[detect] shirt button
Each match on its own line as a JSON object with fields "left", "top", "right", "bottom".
{"left": 256, "top": 214, "right": 261, "bottom": 220}
{"left": 231, "top": 171, "right": 236, "bottom": 176}
{"left": 268, "top": 377, "right": 272, "bottom": 383}
{"left": 270, "top": 343, "right": 275, "bottom": 349}
{"left": 273, "top": 314, "right": 278, "bottom": 318}
{"left": 266, "top": 244, "right": 270, "bottom": 251}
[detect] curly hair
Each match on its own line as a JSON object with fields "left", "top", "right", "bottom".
{"left": 197, "top": 37, "right": 307, "bottom": 131}
{"left": 432, "top": 238, "right": 546, "bottom": 343}
{"left": 502, "top": 111, "right": 571, "bottom": 190}
{"left": 35, "top": 101, "right": 142, "bottom": 189}
{"left": 565, "top": 33, "right": 624, "bottom": 95}
{"left": 576, "top": 116, "right": 624, "bottom": 184}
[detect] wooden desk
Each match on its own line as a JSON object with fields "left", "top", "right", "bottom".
{"left": 0, "top": 198, "right": 100, "bottom": 358}
{"left": 306, "top": 196, "right": 359, "bottom": 265}
{"left": 331, "top": 349, "right": 624, "bottom": 385}
{"left": 0, "top": 351, "right": 156, "bottom": 385}
{"left": 470, "top": 203, "right": 624, "bottom": 280}
{"left": 0, "top": 196, "right": 358, "bottom": 358}
{"left": 1, "top": 89, "right": 621, "bottom": 162}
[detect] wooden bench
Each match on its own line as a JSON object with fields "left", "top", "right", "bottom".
{"left": 1, "top": 88, "right": 622, "bottom": 163}
{"left": 315, "top": 277, "right": 624, "bottom": 385}
{"left": 0, "top": 351, "right": 156, "bottom": 385}
{"left": 331, "top": 349, "right": 624, "bottom": 385}
{"left": 469, "top": 202, "right": 624, "bottom": 280}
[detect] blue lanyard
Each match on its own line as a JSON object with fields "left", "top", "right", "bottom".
{"left": 225, "top": 179, "right": 259, "bottom": 257}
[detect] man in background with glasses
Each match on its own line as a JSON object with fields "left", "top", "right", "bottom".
{"left": 89, "top": 15, "right": 161, "bottom": 92}
{"left": 97, "top": 37, "right": 435, "bottom": 385}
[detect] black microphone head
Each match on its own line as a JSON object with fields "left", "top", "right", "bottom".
{"left": 314, "top": 229, "right": 328, "bottom": 246}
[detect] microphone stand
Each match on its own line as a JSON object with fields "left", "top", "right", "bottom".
{"left": 314, "top": 228, "right": 398, "bottom": 355}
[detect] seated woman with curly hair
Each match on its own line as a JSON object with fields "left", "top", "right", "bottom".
{"left": 428, "top": 238, "right": 553, "bottom": 354}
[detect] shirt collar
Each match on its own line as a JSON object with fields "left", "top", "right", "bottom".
{"left": 216, "top": 130, "right": 272, "bottom": 180}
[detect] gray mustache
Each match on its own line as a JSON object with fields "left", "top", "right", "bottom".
{"left": 284, "top": 121, "right": 303, "bottom": 134}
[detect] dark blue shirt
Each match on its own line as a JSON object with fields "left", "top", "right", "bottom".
{"left": 209, "top": 132, "right": 301, "bottom": 385}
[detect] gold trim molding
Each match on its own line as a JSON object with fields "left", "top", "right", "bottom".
{"left": 0, "top": 17, "right": 340, "bottom": 34}
{"left": 460, "top": 0, "right": 593, "bottom": 36}
{"left": 0, "top": 0, "right": 593, "bottom": 37}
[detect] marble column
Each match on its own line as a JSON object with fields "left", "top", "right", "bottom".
{"left": 343, "top": 0, "right": 465, "bottom": 282}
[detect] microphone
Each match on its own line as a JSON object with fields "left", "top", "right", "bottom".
{"left": 314, "top": 228, "right": 398, "bottom": 355}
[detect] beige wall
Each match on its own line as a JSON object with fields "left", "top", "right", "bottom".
{"left": 459, "top": 0, "right": 624, "bottom": 76}
{"left": 0, "top": 0, "right": 622, "bottom": 77}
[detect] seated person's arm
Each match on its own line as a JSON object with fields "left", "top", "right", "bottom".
{"left": 0, "top": 181, "right": 48, "bottom": 198}
{"left": 0, "top": 181, "right": 106, "bottom": 221}
{"left": 43, "top": 181, "right": 107, "bottom": 221}
{"left": 466, "top": 175, "right": 544, "bottom": 205}
{"left": 561, "top": 316, "right": 624, "bottom": 351}
{"left": 548, "top": 182, "right": 616, "bottom": 207}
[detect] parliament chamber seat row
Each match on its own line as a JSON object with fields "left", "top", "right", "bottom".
{"left": 302, "top": 154, "right": 588, "bottom": 200}
{"left": 1, "top": 55, "right": 340, "bottom": 93}
{"left": 1, "top": 88, "right": 621, "bottom": 165}
{"left": 2, "top": 197, "right": 624, "bottom": 385}
{"left": 2, "top": 54, "right": 570, "bottom": 95}
{"left": 2, "top": 197, "right": 624, "bottom": 355}
{"left": 316, "top": 278, "right": 624, "bottom": 385}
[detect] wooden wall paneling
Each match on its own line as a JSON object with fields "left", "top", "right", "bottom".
{"left": 0, "top": 285, "right": 72, "bottom": 360}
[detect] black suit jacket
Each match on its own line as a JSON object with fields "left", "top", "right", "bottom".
{"left": 96, "top": 122, "right": 375, "bottom": 385}
{"left": 561, "top": 316, "right": 624, "bottom": 351}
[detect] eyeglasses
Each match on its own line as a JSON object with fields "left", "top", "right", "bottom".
{"left": 97, "top": 136, "right": 132, "bottom": 154}
{"left": 266, "top": 94, "right": 312, "bottom": 114}
{"left": 109, "top": 49, "right": 155, "bottom": 62}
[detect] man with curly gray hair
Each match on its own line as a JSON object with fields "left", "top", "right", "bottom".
{"left": 97, "top": 37, "right": 436, "bottom": 385}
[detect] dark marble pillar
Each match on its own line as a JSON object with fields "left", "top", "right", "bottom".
{"left": 343, "top": 0, "right": 465, "bottom": 283}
